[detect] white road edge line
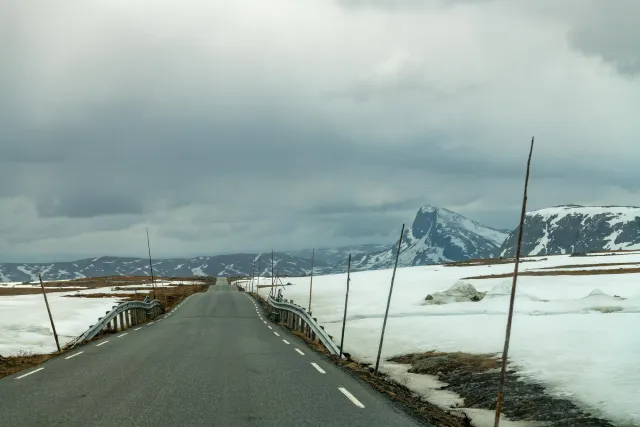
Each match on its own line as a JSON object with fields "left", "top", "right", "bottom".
{"left": 148, "top": 321, "right": 154, "bottom": 325}
{"left": 311, "top": 363, "right": 326, "bottom": 374}
{"left": 65, "top": 352, "right": 84, "bottom": 360}
{"left": 118, "top": 333, "right": 128, "bottom": 338}
{"left": 295, "top": 348, "right": 305, "bottom": 356}
{"left": 274, "top": 332, "right": 280, "bottom": 336}
{"left": 96, "top": 341, "right": 109, "bottom": 347}
{"left": 16, "top": 368, "right": 44, "bottom": 379}
{"left": 283, "top": 339, "right": 290, "bottom": 344}
{"left": 338, "top": 387, "right": 365, "bottom": 408}
{"left": 134, "top": 327, "right": 142, "bottom": 331}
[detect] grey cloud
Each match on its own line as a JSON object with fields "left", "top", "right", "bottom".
{"left": 566, "top": 1, "right": 640, "bottom": 75}
{"left": 36, "top": 193, "right": 145, "bottom": 218}
{"left": 1, "top": 0, "right": 640, "bottom": 261}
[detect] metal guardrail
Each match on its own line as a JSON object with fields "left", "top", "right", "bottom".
{"left": 267, "top": 295, "right": 341, "bottom": 356}
{"left": 68, "top": 299, "right": 165, "bottom": 348}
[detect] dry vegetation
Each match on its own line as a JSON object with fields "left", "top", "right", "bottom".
{"left": 391, "top": 351, "right": 501, "bottom": 375}
{"left": 0, "top": 352, "right": 57, "bottom": 380}
{"left": 445, "top": 257, "right": 544, "bottom": 267}
{"left": 64, "top": 284, "right": 208, "bottom": 311}
{"left": 463, "top": 266, "right": 640, "bottom": 280}
{"left": 535, "top": 261, "right": 640, "bottom": 270}
{"left": 0, "top": 287, "right": 86, "bottom": 296}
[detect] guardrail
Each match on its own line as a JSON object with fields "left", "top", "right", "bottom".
{"left": 67, "top": 299, "right": 165, "bottom": 348}
{"left": 266, "top": 295, "right": 342, "bottom": 356}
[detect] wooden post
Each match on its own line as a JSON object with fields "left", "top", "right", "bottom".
{"left": 494, "top": 137, "right": 535, "bottom": 427}
{"left": 308, "top": 248, "right": 315, "bottom": 312}
{"left": 270, "top": 250, "right": 274, "bottom": 297}
{"left": 38, "top": 274, "right": 61, "bottom": 353}
{"left": 374, "top": 223, "right": 405, "bottom": 374}
{"left": 339, "top": 254, "right": 352, "bottom": 358}
{"left": 146, "top": 228, "right": 156, "bottom": 300}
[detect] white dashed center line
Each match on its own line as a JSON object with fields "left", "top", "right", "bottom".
{"left": 311, "top": 363, "right": 326, "bottom": 374}
{"left": 15, "top": 368, "right": 44, "bottom": 379}
{"left": 339, "top": 388, "right": 365, "bottom": 408}
{"left": 263, "top": 321, "right": 267, "bottom": 324}
{"left": 117, "top": 333, "right": 128, "bottom": 338}
{"left": 65, "top": 351, "right": 84, "bottom": 360}
{"left": 283, "top": 339, "right": 290, "bottom": 344}
{"left": 134, "top": 327, "right": 142, "bottom": 331}
{"left": 268, "top": 326, "right": 272, "bottom": 330}
{"left": 96, "top": 341, "right": 109, "bottom": 347}
{"left": 274, "top": 332, "right": 280, "bottom": 336}
{"left": 294, "top": 348, "right": 305, "bottom": 356}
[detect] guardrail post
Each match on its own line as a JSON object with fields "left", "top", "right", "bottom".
{"left": 118, "top": 313, "right": 125, "bottom": 331}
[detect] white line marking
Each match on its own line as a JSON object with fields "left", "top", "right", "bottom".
{"left": 96, "top": 341, "right": 109, "bottom": 347}
{"left": 311, "top": 363, "right": 326, "bottom": 374}
{"left": 118, "top": 333, "right": 128, "bottom": 338}
{"left": 263, "top": 321, "right": 267, "bottom": 324}
{"left": 268, "top": 326, "right": 272, "bottom": 329}
{"left": 16, "top": 368, "right": 44, "bottom": 379}
{"left": 295, "top": 348, "right": 305, "bottom": 356}
{"left": 339, "top": 388, "right": 365, "bottom": 408}
{"left": 274, "top": 332, "right": 280, "bottom": 336}
{"left": 134, "top": 327, "right": 142, "bottom": 331}
{"left": 283, "top": 339, "right": 290, "bottom": 344}
{"left": 65, "top": 351, "right": 84, "bottom": 360}
{"left": 148, "top": 321, "right": 154, "bottom": 325}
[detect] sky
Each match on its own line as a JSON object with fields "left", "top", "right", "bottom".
{"left": 1, "top": 0, "right": 639, "bottom": 262}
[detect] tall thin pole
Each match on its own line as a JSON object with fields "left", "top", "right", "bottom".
{"left": 271, "top": 250, "right": 275, "bottom": 297}
{"left": 250, "top": 261, "right": 255, "bottom": 293}
{"left": 374, "top": 223, "right": 405, "bottom": 374}
{"left": 339, "top": 254, "right": 352, "bottom": 358}
{"left": 494, "top": 137, "right": 535, "bottom": 427}
{"left": 146, "top": 227, "right": 156, "bottom": 300}
{"left": 308, "top": 248, "right": 315, "bottom": 312}
{"left": 39, "top": 274, "right": 61, "bottom": 353}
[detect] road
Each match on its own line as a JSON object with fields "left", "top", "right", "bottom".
{"left": 0, "top": 280, "right": 428, "bottom": 427}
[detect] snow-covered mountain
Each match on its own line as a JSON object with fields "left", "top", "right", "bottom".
{"left": 0, "top": 253, "right": 329, "bottom": 283}
{"left": 285, "top": 244, "right": 388, "bottom": 267}
{"left": 499, "top": 205, "right": 640, "bottom": 257}
{"left": 346, "top": 205, "right": 508, "bottom": 271}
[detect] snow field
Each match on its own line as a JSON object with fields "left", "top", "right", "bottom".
{"left": 249, "top": 254, "right": 640, "bottom": 426}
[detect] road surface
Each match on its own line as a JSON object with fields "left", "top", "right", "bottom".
{"left": 0, "top": 280, "right": 428, "bottom": 427}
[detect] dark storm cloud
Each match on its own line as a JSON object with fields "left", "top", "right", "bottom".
{"left": 1, "top": 0, "right": 639, "bottom": 261}
{"left": 37, "top": 193, "right": 145, "bottom": 218}
{"left": 565, "top": 1, "right": 640, "bottom": 75}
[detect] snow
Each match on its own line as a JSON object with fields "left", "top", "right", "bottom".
{"left": 0, "top": 291, "right": 119, "bottom": 355}
{"left": 249, "top": 253, "right": 640, "bottom": 426}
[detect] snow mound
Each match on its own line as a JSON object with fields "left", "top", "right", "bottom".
{"left": 485, "top": 281, "right": 512, "bottom": 297}
{"left": 424, "top": 281, "right": 484, "bottom": 305}
{"left": 485, "top": 280, "right": 541, "bottom": 301}
{"left": 581, "top": 288, "right": 625, "bottom": 301}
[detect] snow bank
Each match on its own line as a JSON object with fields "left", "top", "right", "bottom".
{"left": 424, "top": 280, "right": 484, "bottom": 304}
{"left": 0, "top": 291, "right": 119, "bottom": 355}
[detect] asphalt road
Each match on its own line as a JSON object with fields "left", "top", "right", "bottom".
{"left": 0, "top": 280, "right": 428, "bottom": 427}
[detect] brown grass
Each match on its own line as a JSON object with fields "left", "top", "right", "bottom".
{"left": 0, "top": 288, "right": 86, "bottom": 296}
{"left": 391, "top": 351, "right": 500, "bottom": 376}
{"left": 445, "top": 257, "right": 544, "bottom": 267}
{"left": 463, "top": 267, "right": 640, "bottom": 280}
{"left": 64, "top": 284, "right": 208, "bottom": 311}
{"left": 0, "top": 352, "right": 57, "bottom": 380}
{"left": 535, "top": 261, "right": 640, "bottom": 270}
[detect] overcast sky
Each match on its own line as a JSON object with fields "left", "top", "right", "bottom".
{"left": 1, "top": 0, "right": 639, "bottom": 262}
